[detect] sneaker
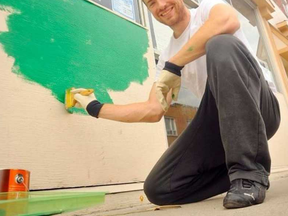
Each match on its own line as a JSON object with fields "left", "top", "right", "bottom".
{"left": 223, "top": 179, "right": 267, "bottom": 209}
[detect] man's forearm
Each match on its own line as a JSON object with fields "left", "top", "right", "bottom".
{"left": 97, "top": 102, "right": 164, "bottom": 123}
{"left": 169, "top": 4, "right": 240, "bottom": 66}
{"left": 169, "top": 21, "right": 212, "bottom": 66}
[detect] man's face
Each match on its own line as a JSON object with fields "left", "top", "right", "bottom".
{"left": 143, "top": 0, "right": 186, "bottom": 27}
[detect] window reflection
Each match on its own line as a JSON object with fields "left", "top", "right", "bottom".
{"left": 91, "top": 0, "right": 142, "bottom": 23}
{"left": 230, "top": 0, "right": 278, "bottom": 92}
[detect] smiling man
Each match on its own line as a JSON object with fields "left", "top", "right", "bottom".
{"left": 72, "top": 0, "right": 281, "bottom": 209}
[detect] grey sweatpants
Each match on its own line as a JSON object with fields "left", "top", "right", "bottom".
{"left": 144, "top": 34, "right": 281, "bottom": 205}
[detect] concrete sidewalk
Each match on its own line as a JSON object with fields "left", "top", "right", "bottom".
{"left": 63, "top": 168, "right": 288, "bottom": 216}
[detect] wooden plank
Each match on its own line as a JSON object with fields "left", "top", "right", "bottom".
{"left": 279, "top": 46, "right": 288, "bottom": 60}
{"left": 252, "top": 0, "right": 275, "bottom": 13}
{"left": 259, "top": 6, "right": 273, "bottom": 20}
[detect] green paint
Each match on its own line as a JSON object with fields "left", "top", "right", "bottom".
{"left": 0, "top": 0, "right": 149, "bottom": 112}
{"left": 188, "top": 46, "right": 194, "bottom": 52}
{"left": 0, "top": 191, "right": 105, "bottom": 215}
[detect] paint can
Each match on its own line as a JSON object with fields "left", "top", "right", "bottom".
{"left": 0, "top": 169, "right": 30, "bottom": 215}
{"left": 0, "top": 169, "right": 30, "bottom": 192}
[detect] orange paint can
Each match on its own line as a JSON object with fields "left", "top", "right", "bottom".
{"left": 0, "top": 169, "right": 30, "bottom": 192}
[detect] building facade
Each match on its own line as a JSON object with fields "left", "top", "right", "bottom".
{"left": 0, "top": 0, "right": 168, "bottom": 190}
{"left": 0, "top": 0, "right": 287, "bottom": 191}
{"left": 164, "top": 104, "right": 198, "bottom": 146}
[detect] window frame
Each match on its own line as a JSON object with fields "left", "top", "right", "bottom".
{"left": 89, "top": 0, "right": 146, "bottom": 28}
{"left": 164, "top": 117, "right": 178, "bottom": 137}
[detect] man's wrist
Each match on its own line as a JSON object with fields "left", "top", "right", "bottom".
{"left": 86, "top": 100, "right": 104, "bottom": 118}
{"left": 163, "top": 61, "right": 184, "bottom": 77}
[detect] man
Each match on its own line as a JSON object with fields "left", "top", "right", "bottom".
{"left": 72, "top": 0, "right": 281, "bottom": 209}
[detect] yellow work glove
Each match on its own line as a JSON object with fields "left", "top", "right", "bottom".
{"left": 71, "top": 88, "right": 96, "bottom": 109}
{"left": 71, "top": 88, "right": 103, "bottom": 118}
{"left": 155, "top": 61, "right": 184, "bottom": 112}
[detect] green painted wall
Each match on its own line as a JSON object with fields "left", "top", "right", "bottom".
{"left": 0, "top": 0, "right": 149, "bottom": 107}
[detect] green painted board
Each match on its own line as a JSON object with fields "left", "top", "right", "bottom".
{"left": 0, "top": 0, "right": 149, "bottom": 114}
{"left": 0, "top": 191, "right": 105, "bottom": 216}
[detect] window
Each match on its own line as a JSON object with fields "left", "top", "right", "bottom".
{"left": 284, "top": 0, "right": 288, "bottom": 17}
{"left": 273, "top": 0, "right": 288, "bottom": 17}
{"left": 164, "top": 117, "right": 178, "bottom": 136}
{"left": 91, "top": 0, "right": 142, "bottom": 24}
{"left": 228, "top": 0, "right": 278, "bottom": 91}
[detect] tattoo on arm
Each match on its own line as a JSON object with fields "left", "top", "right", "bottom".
{"left": 188, "top": 46, "right": 194, "bottom": 52}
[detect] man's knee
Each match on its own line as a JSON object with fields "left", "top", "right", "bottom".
{"left": 205, "top": 34, "right": 242, "bottom": 62}
{"left": 206, "top": 34, "right": 238, "bottom": 51}
{"left": 144, "top": 177, "right": 168, "bottom": 205}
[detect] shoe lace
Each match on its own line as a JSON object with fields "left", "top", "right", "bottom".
{"left": 242, "top": 179, "right": 255, "bottom": 188}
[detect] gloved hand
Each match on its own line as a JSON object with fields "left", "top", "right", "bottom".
{"left": 71, "top": 88, "right": 96, "bottom": 109}
{"left": 71, "top": 88, "right": 103, "bottom": 118}
{"left": 155, "top": 61, "right": 184, "bottom": 112}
